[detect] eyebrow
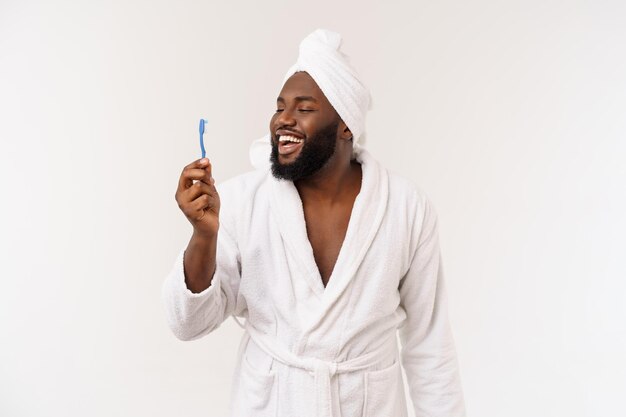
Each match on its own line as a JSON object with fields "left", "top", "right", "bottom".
{"left": 276, "top": 96, "right": 319, "bottom": 103}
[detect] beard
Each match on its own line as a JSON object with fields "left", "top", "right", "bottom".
{"left": 270, "top": 121, "right": 338, "bottom": 181}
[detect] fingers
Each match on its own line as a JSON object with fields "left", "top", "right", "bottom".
{"left": 175, "top": 157, "right": 218, "bottom": 219}
{"left": 184, "top": 179, "right": 216, "bottom": 202}
{"left": 178, "top": 188, "right": 217, "bottom": 220}
{"left": 189, "top": 189, "right": 220, "bottom": 221}
{"left": 178, "top": 158, "right": 213, "bottom": 191}
{"left": 190, "top": 193, "right": 213, "bottom": 212}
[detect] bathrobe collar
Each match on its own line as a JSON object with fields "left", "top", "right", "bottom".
{"left": 269, "top": 148, "right": 389, "bottom": 314}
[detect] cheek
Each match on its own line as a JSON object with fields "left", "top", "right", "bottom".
{"left": 299, "top": 116, "right": 319, "bottom": 132}
{"left": 304, "top": 116, "right": 331, "bottom": 136}
{"left": 269, "top": 114, "right": 278, "bottom": 131}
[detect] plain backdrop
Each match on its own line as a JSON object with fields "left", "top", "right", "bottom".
{"left": 1, "top": 0, "right": 625, "bottom": 416}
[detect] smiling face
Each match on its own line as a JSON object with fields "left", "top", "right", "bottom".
{"left": 269, "top": 72, "right": 346, "bottom": 181}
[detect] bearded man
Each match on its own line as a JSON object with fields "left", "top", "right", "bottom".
{"left": 163, "top": 29, "right": 466, "bottom": 417}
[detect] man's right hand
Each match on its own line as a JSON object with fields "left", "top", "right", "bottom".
{"left": 175, "top": 158, "right": 220, "bottom": 238}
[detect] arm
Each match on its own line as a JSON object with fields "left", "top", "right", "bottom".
{"left": 161, "top": 157, "right": 241, "bottom": 341}
{"left": 161, "top": 223, "right": 241, "bottom": 341}
{"left": 184, "top": 231, "right": 217, "bottom": 294}
{"left": 398, "top": 196, "right": 466, "bottom": 417}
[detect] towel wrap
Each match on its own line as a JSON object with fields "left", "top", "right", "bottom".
{"left": 249, "top": 28, "right": 372, "bottom": 170}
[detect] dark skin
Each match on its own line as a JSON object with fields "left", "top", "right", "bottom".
{"left": 271, "top": 72, "right": 362, "bottom": 286}
{"left": 175, "top": 71, "right": 361, "bottom": 292}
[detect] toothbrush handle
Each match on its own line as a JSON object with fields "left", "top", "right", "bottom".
{"left": 199, "top": 119, "right": 207, "bottom": 158}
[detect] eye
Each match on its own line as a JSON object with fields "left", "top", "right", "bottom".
{"left": 275, "top": 109, "right": 284, "bottom": 113}
{"left": 298, "top": 109, "right": 314, "bottom": 113}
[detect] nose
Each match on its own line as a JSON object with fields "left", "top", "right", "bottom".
{"left": 274, "top": 108, "right": 296, "bottom": 128}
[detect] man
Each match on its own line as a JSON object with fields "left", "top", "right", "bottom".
{"left": 163, "top": 29, "right": 466, "bottom": 417}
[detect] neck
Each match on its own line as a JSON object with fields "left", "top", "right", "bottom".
{"left": 294, "top": 152, "right": 362, "bottom": 204}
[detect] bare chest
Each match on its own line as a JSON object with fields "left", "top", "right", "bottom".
{"left": 303, "top": 204, "right": 354, "bottom": 287}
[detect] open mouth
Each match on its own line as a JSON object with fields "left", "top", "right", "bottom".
{"left": 278, "top": 135, "right": 304, "bottom": 156}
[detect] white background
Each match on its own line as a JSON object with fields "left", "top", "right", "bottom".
{"left": 1, "top": 0, "right": 624, "bottom": 416}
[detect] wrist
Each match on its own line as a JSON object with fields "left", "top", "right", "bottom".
{"left": 191, "top": 229, "right": 218, "bottom": 246}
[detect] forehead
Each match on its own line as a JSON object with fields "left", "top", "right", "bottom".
{"left": 278, "top": 72, "right": 330, "bottom": 106}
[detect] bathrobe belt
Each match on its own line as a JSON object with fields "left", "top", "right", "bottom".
{"left": 245, "top": 323, "right": 398, "bottom": 417}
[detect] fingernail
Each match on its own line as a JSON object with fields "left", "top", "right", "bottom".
{"left": 199, "top": 158, "right": 207, "bottom": 164}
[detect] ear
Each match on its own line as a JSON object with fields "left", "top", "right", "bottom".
{"left": 338, "top": 121, "right": 353, "bottom": 141}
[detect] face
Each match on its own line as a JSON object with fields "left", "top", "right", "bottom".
{"left": 269, "top": 72, "right": 343, "bottom": 181}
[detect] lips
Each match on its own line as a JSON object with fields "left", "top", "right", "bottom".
{"left": 276, "top": 129, "right": 304, "bottom": 139}
{"left": 278, "top": 135, "right": 304, "bottom": 156}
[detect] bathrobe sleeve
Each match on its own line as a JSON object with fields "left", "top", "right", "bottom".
{"left": 161, "top": 219, "right": 242, "bottom": 342}
{"left": 398, "top": 196, "right": 466, "bottom": 417}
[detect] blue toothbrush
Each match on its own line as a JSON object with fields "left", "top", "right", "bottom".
{"left": 199, "top": 118, "right": 208, "bottom": 159}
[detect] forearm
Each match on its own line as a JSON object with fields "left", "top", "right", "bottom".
{"left": 183, "top": 231, "right": 218, "bottom": 293}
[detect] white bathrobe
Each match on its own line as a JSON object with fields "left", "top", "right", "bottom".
{"left": 162, "top": 148, "right": 466, "bottom": 417}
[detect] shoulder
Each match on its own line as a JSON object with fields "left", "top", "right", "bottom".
{"left": 383, "top": 170, "right": 441, "bottom": 256}
{"left": 215, "top": 168, "right": 270, "bottom": 202}
{"left": 385, "top": 169, "right": 432, "bottom": 215}
{"left": 359, "top": 148, "right": 436, "bottom": 221}
{"left": 214, "top": 168, "right": 271, "bottom": 239}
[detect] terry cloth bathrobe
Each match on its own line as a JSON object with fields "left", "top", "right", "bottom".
{"left": 162, "top": 146, "right": 466, "bottom": 417}
{"left": 162, "top": 29, "right": 466, "bottom": 417}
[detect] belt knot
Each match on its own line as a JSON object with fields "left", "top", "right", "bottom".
{"left": 313, "top": 360, "right": 337, "bottom": 417}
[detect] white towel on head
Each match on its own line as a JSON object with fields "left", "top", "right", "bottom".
{"left": 249, "top": 28, "right": 372, "bottom": 170}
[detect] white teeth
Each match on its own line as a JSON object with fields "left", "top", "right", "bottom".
{"left": 279, "top": 135, "right": 303, "bottom": 143}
